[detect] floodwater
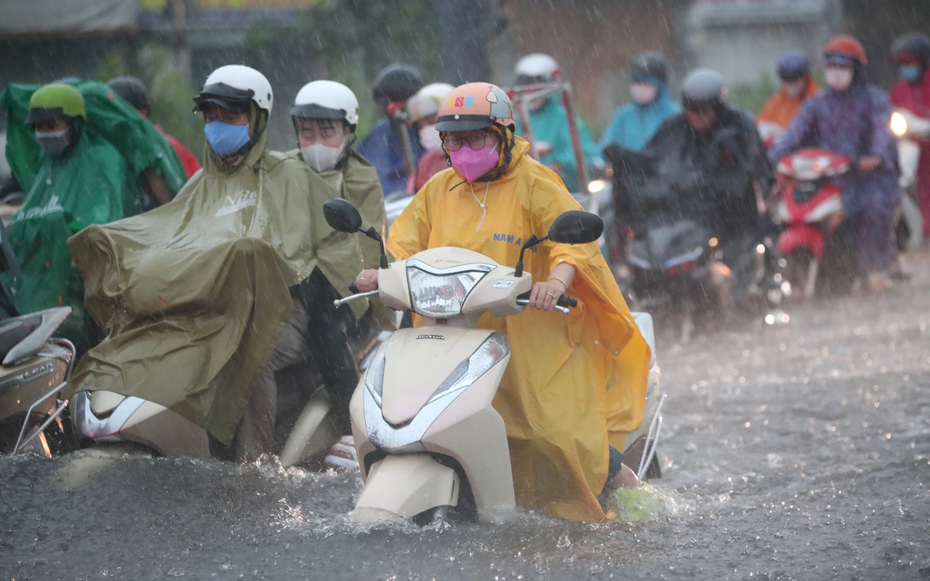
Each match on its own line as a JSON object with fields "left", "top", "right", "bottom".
{"left": 2, "top": 254, "right": 930, "bottom": 581}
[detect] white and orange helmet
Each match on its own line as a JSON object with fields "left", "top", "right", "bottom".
{"left": 435, "top": 82, "right": 515, "bottom": 133}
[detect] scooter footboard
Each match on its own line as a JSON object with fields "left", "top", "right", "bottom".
{"left": 352, "top": 454, "right": 460, "bottom": 522}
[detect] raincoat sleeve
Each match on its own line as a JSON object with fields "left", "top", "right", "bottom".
{"left": 756, "top": 94, "right": 782, "bottom": 126}
{"left": 532, "top": 183, "right": 635, "bottom": 355}
{"left": 599, "top": 106, "right": 629, "bottom": 153}
{"left": 769, "top": 98, "right": 819, "bottom": 163}
{"left": 866, "top": 89, "right": 898, "bottom": 169}
{"left": 550, "top": 116, "right": 598, "bottom": 171}
{"left": 347, "top": 153, "right": 388, "bottom": 244}
{"left": 385, "top": 181, "right": 434, "bottom": 260}
{"left": 528, "top": 174, "right": 651, "bottom": 434}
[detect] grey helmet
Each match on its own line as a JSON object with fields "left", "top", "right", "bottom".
{"left": 681, "top": 68, "right": 726, "bottom": 112}
{"left": 630, "top": 52, "right": 669, "bottom": 83}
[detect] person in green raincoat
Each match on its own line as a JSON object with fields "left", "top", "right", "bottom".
{"left": 513, "top": 54, "right": 598, "bottom": 193}
{"left": 0, "top": 82, "right": 186, "bottom": 350}
{"left": 64, "top": 66, "right": 370, "bottom": 462}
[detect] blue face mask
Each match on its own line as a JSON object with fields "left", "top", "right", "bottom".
{"left": 204, "top": 121, "right": 251, "bottom": 157}
{"left": 900, "top": 65, "right": 922, "bottom": 83}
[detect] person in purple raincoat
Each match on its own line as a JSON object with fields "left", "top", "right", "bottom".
{"left": 769, "top": 36, "right": 900, "bottom": 294}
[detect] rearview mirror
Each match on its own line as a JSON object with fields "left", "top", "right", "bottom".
{"left": 323, "top": 198, "right": 363, "bottom": 233}
{"left": 548, "top": 211, "right": 603, "bottom": 245}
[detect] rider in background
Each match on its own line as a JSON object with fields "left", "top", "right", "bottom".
{"left": 770, "top": 36, "right": 899, "bottom": 294}
{"left": 513, "top": 53, "right": 598, "bottom": 192}
{"left": 354, "top": 82, "right": 650, "bottom": 521}
{"left": 888, "top": 33, "right": 930, "bottom": 241}
{"left": 288, "top": 79, "right": 394, "bottom": 333}
{"left": 757, "top": 50, "right": 820, "bottom": 139}
{"left": 0, "top": 82, "right": 185, "bottom": 351}
{"left": 108, "top": 76, "right": 201, "bottom": 180}
{"left": 608, "top": 69, "right": 772, "bottom": 305}
{"left": 357, "top": 64, "right": 423, "bottom": 196}
{"left": 600, "top": 52, "right": 680, "bottom": 153}
{"left": 405, "top": 82, "right": 454, "bottom": 194}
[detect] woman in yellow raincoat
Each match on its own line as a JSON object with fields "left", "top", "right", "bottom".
{"left": 354, "top": 82, "right": 650, "bottom": 521}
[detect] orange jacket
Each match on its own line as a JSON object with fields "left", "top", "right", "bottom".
{"left": 757, "top": 77, "right": 820, "bottom": 129}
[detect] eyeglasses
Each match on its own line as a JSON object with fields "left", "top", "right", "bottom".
{"left": 442, "top": 131, "right": 498, "bottom": 152}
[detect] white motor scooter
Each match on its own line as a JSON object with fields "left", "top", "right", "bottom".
{"left": 891, "top": 109, "right": 929, "bottom": 250}
{"left": 324, "top": 199, "right": 665, "bottom": 524}
{"left": 71, "top": 295, "right": 385, "bottom": 467}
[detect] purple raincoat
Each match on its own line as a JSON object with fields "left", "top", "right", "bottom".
{"left": 769, "top": 77, "right": 899, "bottom": 273}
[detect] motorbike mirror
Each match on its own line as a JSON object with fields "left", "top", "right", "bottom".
{"left": 548, "top": 211, "right": 604, "bottom": 245}
{"left": 323, "top": 199, "right": 363, "bottom": 233}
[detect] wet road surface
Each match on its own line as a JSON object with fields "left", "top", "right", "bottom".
{"left": 2, "top": 253, "right": 929, "bottom": 580}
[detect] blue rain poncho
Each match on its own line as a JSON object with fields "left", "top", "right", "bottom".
{"left": 600, "top": 78, "right": 680, "bottom": 152}
{"left": 516, "top": 95, "right": 598, "bottom": 193}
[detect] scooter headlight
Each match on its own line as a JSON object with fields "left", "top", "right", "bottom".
{"left": 406, "top": 260, "right": 493, "bottom": 318}
{"left": 428, "top": 332, "right": 510, "bottom": 403}
{"left": 364, "top": 342, "right": 388, "bottom": 406}
{"left": 891, "top": 111, "right": 908, "bottom": 137}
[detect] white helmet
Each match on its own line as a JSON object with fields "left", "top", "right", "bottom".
{"left": 406, "top": 82, "right": 454, "bottom": 123}
{"left": 194, "top": 64, "right": 273, "bottom": 114}
{"left": 291, "top": 80, "right": 359, "bottom": 129}
{"left": 515, "top": 53, "right": 561, "bottom": 83}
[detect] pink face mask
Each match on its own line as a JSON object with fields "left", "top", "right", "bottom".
{"left": 448, "top": 145, "right": 500, "bottom": 183}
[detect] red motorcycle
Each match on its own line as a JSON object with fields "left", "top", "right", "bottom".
{"left": 774, "top": 148, "right": 853, "bottom": 299}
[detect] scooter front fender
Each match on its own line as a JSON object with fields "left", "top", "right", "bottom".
{"left": 778, "top": 224, "right": 825, "bottom": 259}
{"left": 352, "top": 454, "right": 459, "bottom": 523}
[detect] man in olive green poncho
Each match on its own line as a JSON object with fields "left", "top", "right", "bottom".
{"left": 0, "top": 81, "right": 186, "bottom": 351}
{"left": 64, "top": 66, "right": 370, "bottom": 460}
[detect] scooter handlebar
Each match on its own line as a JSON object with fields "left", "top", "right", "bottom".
{"left": 515, "top": 291, "right": 575, "bottom": 315}
{"left": 348, "top": 281, "right": 359, "bottom": 294}
{"left": 557, "top": 295, "right": 578, "bottom": 308}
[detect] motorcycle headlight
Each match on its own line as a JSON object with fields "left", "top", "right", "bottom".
{"left": 406, "top": 260, "right": 493, "bottom": 318}
{"left": 429, "top": 333, "right": 510, "bottom": 403}
{"left": 365, "top": 342, "right": 388, "bottom": 406}
{"left": 891, "top": 111, "right": 907, "bottom": 137}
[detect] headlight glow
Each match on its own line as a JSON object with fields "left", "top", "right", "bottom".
{"left": 588, "top": 179, "right": 606, "bottom": 193}
{"left": 891, "top": 112, "right": 908, "bottom": 137}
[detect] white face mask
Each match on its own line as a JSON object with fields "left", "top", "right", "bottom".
{"left": 782, "top": 79, "right": 806, "bottom": 99}
{"left": 630, "top": 82, "right": 658, "bottom": 105}
{"left": 825, "top": 68, "right": 854, "bottom": 92}
{"left": 301, "top": 140, "right": 346, "bottom": 173}
{"left": 418, "top": 124, "right": 443, "bottom": 153}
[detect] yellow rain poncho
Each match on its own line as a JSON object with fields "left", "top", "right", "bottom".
{"left": 63, "top": 127, "right": 368, "bottom": 444}
{"left": 387, "top": 136, "right": 650, "bottom": 521}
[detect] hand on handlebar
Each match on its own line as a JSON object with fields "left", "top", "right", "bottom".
{"left": 355, "top": 269, "right": 379, "bottom": 292}
{"left": 857, "top": 155, "right": 883, "bottom": 173}
{"left": 529, "top": 279, "right": 566, "bottom": 312}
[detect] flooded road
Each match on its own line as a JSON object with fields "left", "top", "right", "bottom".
{"left": 3, "top": 254, "right": 930, "bottom": 581}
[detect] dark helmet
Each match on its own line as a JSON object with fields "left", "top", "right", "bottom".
{"left": 108, "top": 76, "right": 151, "bottom": 113}
{"left": 892, "top": 32, "right": 930, "bottom": 66}
{"left": 681, "top": 68, "right": 726, "bottom": 112}
{"left": 372, "top": 64, "right": 423, "bottom": 104}
{"left": 629, "top": 52, "right": 669, "bottom": 83}
{"left": 777, "top": 50, "right": 810, "bottom": 81}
